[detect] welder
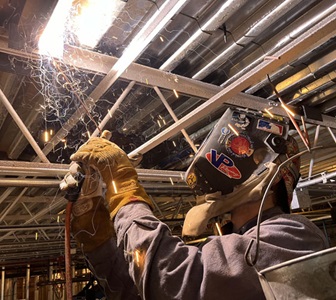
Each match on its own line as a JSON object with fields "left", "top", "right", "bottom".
{"left": 63, "top": 108, "right": 328, "bottom": 299}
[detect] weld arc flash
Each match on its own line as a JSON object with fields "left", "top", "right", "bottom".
{"left": 185, "top": 108, "right": 289, "bottom": 196}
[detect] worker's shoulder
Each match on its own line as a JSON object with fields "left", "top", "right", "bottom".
{"left": 261, "top": 212, "right": 318, "bottom": 230}
{"left": 262, "top": 213, "right": 327, "bottom": 246}
{"left": 267, "top": 212, "right": 318, "bottom": 228}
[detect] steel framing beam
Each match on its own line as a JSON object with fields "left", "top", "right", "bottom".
{"left": 128, "top": 10, "right": 336, "bottom": 157}
{"left": 0, "top": 2, "right": 335, "bottom": 252}
{"left": 0, "top": 160, "right": 185, "bottom": 182}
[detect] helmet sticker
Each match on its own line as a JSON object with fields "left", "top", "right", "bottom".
{"left": 218, "top": 126, "right": 230, "bottom": 144}
{"left": 221, "top": 127, "right": 230, "bottom": 135}
{"left": 257, "top": 119, "right": 283, "bottom": 135}
{"left": 186, "top": 172, "right": 197, "bottom": 188}
{"left": 226, "top": 134, "right": 254, "bottom": 158}
{"left": 232, "top": 112, "right": 250, "bottom": 130}
{"left": 205, "top": 149, "right": 242, "bottom": 179}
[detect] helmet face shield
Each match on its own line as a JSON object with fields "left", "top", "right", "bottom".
{"left": 185, "top": 108, "right": 290, "bottom": 196}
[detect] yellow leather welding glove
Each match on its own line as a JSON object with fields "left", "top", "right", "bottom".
{"left": 70, "top": 137, "right": 153, "bottom": 219}
{"left": 61, "top": 163, "right": 114, "bottom": 253}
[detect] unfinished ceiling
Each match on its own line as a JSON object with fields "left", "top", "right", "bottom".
{"left": 0, "top": 0, "right": 336, "bottom": 275}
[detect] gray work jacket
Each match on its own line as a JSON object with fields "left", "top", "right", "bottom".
{"left": 87, "top": 203, "right": 328, "bottom": 300}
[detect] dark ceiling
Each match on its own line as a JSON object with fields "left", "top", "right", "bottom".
{"left": 0, "top": 0, "right": 336, "bottom": 276}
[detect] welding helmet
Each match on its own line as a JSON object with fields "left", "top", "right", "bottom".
{"left": 185, "top": 108, "right": 300, "bottom": 204}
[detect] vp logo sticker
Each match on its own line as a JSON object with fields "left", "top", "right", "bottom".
{"left": 205, "top": 149, "right": 242, "bottom": 179}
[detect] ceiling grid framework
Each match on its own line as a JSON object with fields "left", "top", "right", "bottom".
{"left": 0, "top": 0, "right": 334, "bottom": 275}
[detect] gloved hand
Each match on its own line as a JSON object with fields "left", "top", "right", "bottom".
{"left": 70, "top": 137, "right": 153, "bottom": 219}
{"left": 61, "top": 163, "right": 114, "bottom": 253}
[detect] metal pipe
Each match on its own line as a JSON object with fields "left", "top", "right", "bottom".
{"left": 193, "top": 0, "right": 302, "bottom": 80}
{"left": 92, "top": 81, "right": 136, "bottom": 137}
{"left": 26, "top": 264, "right": 30, "bottom": 300}
{"left": 0, "top": 89, "right": 49, "bottom": 163}
{"left": 320, "top": 94, "right": 336, "bottom": 113}
{"left": 310, "top": 215, "right": 331, "bottom": 222}
{"left": 21, "top": 202, "right": 50, "bottom": 241}
{"left": 288, "top": 71, "right": 336, "bottom": 105}
{"left": 0, "top": 240, "right": 67, "bottom": 249}
{"left": 13, "top": 278, "right": 17, "bottom": 300}
{"left": 72, "top": 264, "right": 75, "bottom": 296}
{"left": 245, "top": 47, "right": 332, "bottom": 95}
{"left": 308, "top": 125, "right": 320, "bottom": 178}
{"left": 0, "top": 165, "right": 61, "bottom": 235}
{"left": 0, "top": 250, "right": 69, "bottom": 261}
{"left": 44, "top": 0, "right": 187, "bottom": 155}
{"left": 267, "top": 50, "right": 336, "bottom": 102}
{"left": 48, "top": 263, "right": 53, "bottom": 300}
{"left": 0, "top": 188, "right": 27, "bottom": 223}
{"left": 128, "top": 11, "right": 336, "bottom": 157}
{"left": 154, "top": 86, "right": 198, "bottom": 153}
{"left": 0, "top": 224, "right": 63, "bottom": 232}
{"left": 297, "top": 171, "right": 336, "bottom": 188}
{"left": 311, "top": 197, "right": 336, "bottom": 206}
{"left": 141, "top": 182, "right": 187, "bottom": 189}
{"left": 65, "top": 202, "right": 73, "bottom": 299}
{"left": 0, "top": 187, "right": 15, "bottom": 206}
{"left": 0, "top": 175, "right": 188, "bottom": 188}
{"left": 0, "top": 178, "right": 60, "bottom": 187}
{"left": 34, "top": 276, "right": 39, "bottom": 300}
{"left": 0, "top": 160, "right": 185, "bottom": 182}
{"left": 189, "top": 120, "right": 218, "bottom": 141}
{"left": 1, "top": 267, "right": 4, "bottom": 300}
{"left": 221, "top": 0, "right": 336, "bottom": 88}
{"left": 0, "top": 197, "right": 66, "bottom": 242}
{"left": 138, "top": 169, "right": 185, "bottom": 182}
{"left": 159, "top": 0, "right": 249, "bottom": 71}
{"left": 0, "top": 161, "right": 69, "bottom": 177}
{"left": 327, "top": 127, "right": 336, "bottom": 143}
{"left": 301, "top": 149, "right": 336, "bottom": 175}
{"left": 149, "top": 195, "right": 165, "bottom": 218}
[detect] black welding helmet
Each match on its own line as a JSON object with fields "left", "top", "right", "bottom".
{"left": 185, "top": 108, "right": 290, "bottom": 196}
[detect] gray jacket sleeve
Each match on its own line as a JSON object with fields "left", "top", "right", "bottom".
{"left": 85, "top": 237, "right": 141, "bottom": 300}
{"left": 114, "top": 202, "right": 328, "bottom": 300}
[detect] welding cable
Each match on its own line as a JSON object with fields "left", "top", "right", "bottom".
{"left": 244, "top": 146, "right": 328, "bottom": 267}
{"left": 65, "top": 201, "right": 73, "bottom": 299}
{"left": 63, "top": 163, "right": 85, "bottom": 299}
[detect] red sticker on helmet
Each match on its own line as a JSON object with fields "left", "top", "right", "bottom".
{"left": 231, "top": 136, "right": 250, "bottom": 155}
{"left": 226, "top": 135, "right": 254, "bottom": 158}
